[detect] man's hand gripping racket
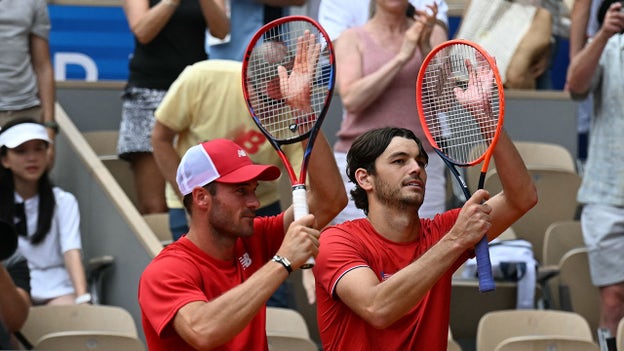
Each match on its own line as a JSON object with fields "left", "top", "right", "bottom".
{"left": 242, "top": 16, "right": 335, "bottom": 269}
{"left": 416, "top": 39, "right": 505, "bottom": 292}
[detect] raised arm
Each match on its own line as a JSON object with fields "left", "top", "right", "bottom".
{"left": 336, "top": 13, "right": 435, "bottom": 114}
{"left": 277, "top": 30, "right": 347, "bottom": 229}
{"left": 567, "top": 1, "right": 624, "bottom": 95}
{"left": 568, "top": 0, "right": 591, "bottom": 58}
{"left": 30, "top": 34, "right": 55, "bottom": 137}
{"left": 122, "top": 0, "right": 229, "bottom": 44}
{"left": 482, "top": 131, "right": 537, "bottom": 240}
{"left": 453, "top": 56, "right": 537, "bottom": 239}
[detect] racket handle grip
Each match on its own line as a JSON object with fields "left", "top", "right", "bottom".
{"left": 292, "top": 187, "right": 315, "bottom": 269}
{"left": 292, "top": 186, "right": 309, "bottom": 220}
{"left": 475, "top": 235, "right": 495, "bottom": 292}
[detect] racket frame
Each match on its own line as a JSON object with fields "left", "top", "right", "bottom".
{"left": 416, "top": 39, "right": 505, "bottom": 292}
{"left": 241, "top": 15, "right": 336, "bottom": 268}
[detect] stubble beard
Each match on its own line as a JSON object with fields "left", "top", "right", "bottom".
{"left": 209, "top": 199, "right": 255, "bottom": 238}
{"left": 373, "top": 176, "right": 423, "bottom": 212}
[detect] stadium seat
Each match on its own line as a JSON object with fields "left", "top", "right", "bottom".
{"left": 476, "top": 309, "right": 593, "bottom": 351}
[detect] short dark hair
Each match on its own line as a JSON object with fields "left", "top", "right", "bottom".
{"left": 346, "top": 127, "right": 428, "bottom": 215}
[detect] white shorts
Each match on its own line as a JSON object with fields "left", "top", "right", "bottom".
{"left": 581, "top": 203, "right": 624, "bottom": 286}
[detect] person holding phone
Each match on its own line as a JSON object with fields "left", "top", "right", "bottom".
{"left": 566, "top": 0, "right": 624, "bottom": 337}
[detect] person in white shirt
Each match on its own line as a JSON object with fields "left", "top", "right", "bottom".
{"left": 0, "top": 118, "right": 90, "bottom": 306}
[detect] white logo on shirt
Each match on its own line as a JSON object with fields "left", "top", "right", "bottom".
{"left": 239, "top": 253, "right": 252, "bottom": 269}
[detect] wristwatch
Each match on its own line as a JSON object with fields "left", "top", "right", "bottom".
{"left": 43, "top": 120, "right": 59, "bottom": 134}
{"left": 272, "top": 255, "right": 293, "bottom": 274}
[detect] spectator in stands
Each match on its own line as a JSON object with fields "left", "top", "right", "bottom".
{"left": 318, "top": 0, "right": 448, "bottom": 41}
{"left": 313, "top": 125, "right": 537, "bottom": 350}
{"left": 152, "top": 59, "right": 307, "bottom": 306}
{"left": 0, "top": 118, "right": 90, "bottom": 306}
{"left": 568, "top": 0, "right": 601, "bottom": 172}
{"left": 0, "top": 0, "right": 57, "bottom": 163}
{"left": 207, "top": 0, "right": 305, "bottom": 61}
{"left": 117, "top": 0, "right": 229, "bottom": 215}
{"left": 566, "top": 0, "right": 624, "bottom": 337}
{"left": 0, "top": 220, "right": 30, "bottom": 349}
{"left": 324, "top": 0, "right": 449, "bottom": 224}
{"left": 318, "top": 0, "right": 449, "bottom": 43}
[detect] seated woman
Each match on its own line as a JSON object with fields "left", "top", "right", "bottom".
{"left": 0, "top": 118, "right": 90, "bottom": 305}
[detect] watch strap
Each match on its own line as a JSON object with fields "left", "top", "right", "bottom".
{"left": 272, "top": 255, "right": 292, "bottom": 274}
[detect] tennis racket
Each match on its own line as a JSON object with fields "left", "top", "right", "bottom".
{"left": 416, "top": 39, "right": 505, "bottom": 292}
{"left": 242, "top": 16, "right": 335, "bottom": 269}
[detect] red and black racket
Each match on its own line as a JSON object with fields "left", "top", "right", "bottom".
{"left": 242, "top": 16, "right": 335, "bottom": 268}
{"left": 417, "top": 39, "right": 505, "bottom": 292}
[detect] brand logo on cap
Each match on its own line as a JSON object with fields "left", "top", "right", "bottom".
{"left": 237, "top": 150, "right": 247, "bottom": 158}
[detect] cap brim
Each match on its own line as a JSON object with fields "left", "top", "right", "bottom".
{"left": 0, "top": 123, "right": 51, "bottom": 148}
{"left": 216, "top": 164, "right": 281, "bottom": 184}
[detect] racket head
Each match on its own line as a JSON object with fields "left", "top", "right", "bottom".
{"left": 416, "top": 39, "right": 505, "bottom": 169}
{"left": 241, "top": 16, "right": 335, "bottom": 146}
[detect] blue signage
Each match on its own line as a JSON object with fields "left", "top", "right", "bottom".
{"left": 48, "top": 5, "right": 134, "bottom": 81}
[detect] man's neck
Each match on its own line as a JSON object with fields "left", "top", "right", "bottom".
{"left": 186, "top": 226, "right": 237, "bottom": 261}
{"left": 366, "top": 206, "right": 422, "bottom": 243}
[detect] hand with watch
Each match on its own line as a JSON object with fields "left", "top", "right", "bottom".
{"left": 43, "top": 120, "right": 59, "bottom": 136}
{"left": 272, "top": 255, "right": 293, "bottom": 274}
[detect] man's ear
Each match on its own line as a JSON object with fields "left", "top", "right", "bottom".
{"left": 192, "top": 187, "right": 212, "bottom": 210}
{"left": 354, "top": 168, "right": 373, "bottom": 191}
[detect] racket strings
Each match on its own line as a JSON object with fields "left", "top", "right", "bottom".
{"left": 245, "top": 21, "right": 332, "bottom": 143}
{"left": 420, "top": 44, "right": 500, "bottom": 164}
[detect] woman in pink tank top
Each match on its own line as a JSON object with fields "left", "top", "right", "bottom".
{"left": 331, "top": 0, "right": 449, "bottom": 222}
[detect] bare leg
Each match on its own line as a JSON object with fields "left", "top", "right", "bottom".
{"left": 599, "top": 282, "right": 624, "bottom": 335}
{"left": 130, "top": 153, "right": 167, "bottom": 215}
{"left": 46, "top": 294, "right": 76, "bottom": 305}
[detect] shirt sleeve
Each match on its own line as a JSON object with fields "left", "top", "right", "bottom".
{"left": 314, "top": 226, "right": 369, "bottom": 298}
{"left": 138, "top": 255, "right": 209, "bottom": 337}
{"left": 54, "top": 189, "right": 82, "bottom": 253}
{"left": 32, "top": 0, "right": 51, "bottom": 40}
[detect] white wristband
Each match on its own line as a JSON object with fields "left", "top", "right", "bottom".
{"left": 75, "top": 293, "right": 92, "bottom": 304}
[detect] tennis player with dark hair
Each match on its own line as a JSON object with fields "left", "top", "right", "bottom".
{"left": 313, "top": 124, "right": 536, "bottom": 350}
